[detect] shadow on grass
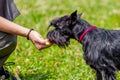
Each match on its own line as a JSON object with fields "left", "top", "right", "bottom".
{"left": 20, "top": 72, "right": 51, "bottom": 80}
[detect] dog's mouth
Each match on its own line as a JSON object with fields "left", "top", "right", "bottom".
{"left": 47, "top": 30, "right": 70, "bottom": 48}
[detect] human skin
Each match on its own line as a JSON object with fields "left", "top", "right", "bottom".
{"left": 0, "top": 16, "right": 50, "bottom": 50}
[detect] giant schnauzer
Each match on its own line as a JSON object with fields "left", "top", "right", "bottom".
{"left": 47, "top": 10, "right": 120, "bottom": 80}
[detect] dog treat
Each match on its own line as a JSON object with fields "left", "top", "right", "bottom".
{"left": 45, "top": 42, "right": 51, "bottom": 46}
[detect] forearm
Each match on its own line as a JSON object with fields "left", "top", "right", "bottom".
{"left": 0, "top": 16, "right": 29, "bottom": 37}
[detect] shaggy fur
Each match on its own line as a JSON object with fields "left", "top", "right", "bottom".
{"left": 47, "top": 10, "right": 120, "bottom": 80}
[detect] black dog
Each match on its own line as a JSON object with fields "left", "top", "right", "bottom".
{"left": 47, "top": 10, "right": 120, "bottom": 80}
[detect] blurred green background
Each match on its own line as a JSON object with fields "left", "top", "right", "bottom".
{"left": 7, "top": 0, "right": 120, "bottom": 80}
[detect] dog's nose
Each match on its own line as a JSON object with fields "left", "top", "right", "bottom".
{"left": 48, "top": 22, "right": 55, "bottom": 30}
{"left": 49, "top": 21, "right": 57, "bottom": 27}
{"left": 50, "top": 21, "right": 56, "bottom": 26}
{"left": 48, "top": 23, "right": 52, "bottom": 27}
{"left": 49, "top": 20, "right": 55, "bottom": 26}
{"left": 47, "top": 24, "right": 52, "bottom": 30}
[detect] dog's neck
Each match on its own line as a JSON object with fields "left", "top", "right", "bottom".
{"left": 78, "top": 26, "right": 97, "bottom": 42}
{"left": 72, "top": 19, "right": 93, "bottom": 42}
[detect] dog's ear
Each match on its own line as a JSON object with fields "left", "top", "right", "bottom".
{"left": 77, "top": 13, "right": 82, "bottom": 20}
{"left": 70, "top": 10, "right": 77, "bottom": 25}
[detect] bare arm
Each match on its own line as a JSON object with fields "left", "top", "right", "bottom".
{"left": 0, "top": 16, "right": 50, "bottom": 50}
{"left": 0, "top": 16, "right": 29, "bottom": 37}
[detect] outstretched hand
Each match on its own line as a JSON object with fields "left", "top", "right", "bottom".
{"left": 28, "top": 30, "right": 51, "bottom": 50}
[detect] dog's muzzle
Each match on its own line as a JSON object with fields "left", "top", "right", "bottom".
{"left": 47, "top": 30, "right": 70, "bottom": 48}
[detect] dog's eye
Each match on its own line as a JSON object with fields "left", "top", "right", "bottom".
{"left": 60, "top": 30, "right": 66, "bottom": 35}
{"left": 63, "top": 32, "right": 67, "bottom": 34}
{"left": 61, "top": 30, "right": 69, "bottom": 36}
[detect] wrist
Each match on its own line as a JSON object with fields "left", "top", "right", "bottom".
{"left": 27, "top": 29, "right": 34, "bottom": 40}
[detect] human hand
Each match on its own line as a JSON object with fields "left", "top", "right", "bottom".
{"left": 28, "top": 30, "right": 51, "bottom": 50}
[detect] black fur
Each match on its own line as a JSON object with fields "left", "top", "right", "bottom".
{"left": 47, "top": 10, "right": 120, "bottom": 80}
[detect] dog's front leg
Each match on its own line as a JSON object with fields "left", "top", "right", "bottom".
{"left": 96, "top": 70, "right": 102, "bottom": 80}
{"left": 90, "top": 65, "right": 102, "bottom": 80}
{"left": 102, "top": 70, "right": 116, "bottom": 80}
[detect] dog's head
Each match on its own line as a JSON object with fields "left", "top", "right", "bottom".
{"left": 47, "top": 10, "right": 82, "bottom": 48}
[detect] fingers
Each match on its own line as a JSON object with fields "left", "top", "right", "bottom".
{"left": 38, "top": 45, "right": 48, "bottom": 50}
{"left": 37, "top": 43, "right": 50, "bottom": 50}
{"left": 35, "top": 38, "right": 52, "bottom": 50}
{"left": 40, "top": 38, "right": 51, "bottom": 46}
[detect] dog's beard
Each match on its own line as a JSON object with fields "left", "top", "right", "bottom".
{"left": 47, "top": 30, "right": 70, "bottom": 48}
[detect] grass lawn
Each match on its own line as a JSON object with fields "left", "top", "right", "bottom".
{"left": 7, "top": 0, "right": 120, "bottom": 80}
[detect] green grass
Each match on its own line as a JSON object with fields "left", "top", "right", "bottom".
{"left": 6, "top": 0, "right": 120, "bottom": 80}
